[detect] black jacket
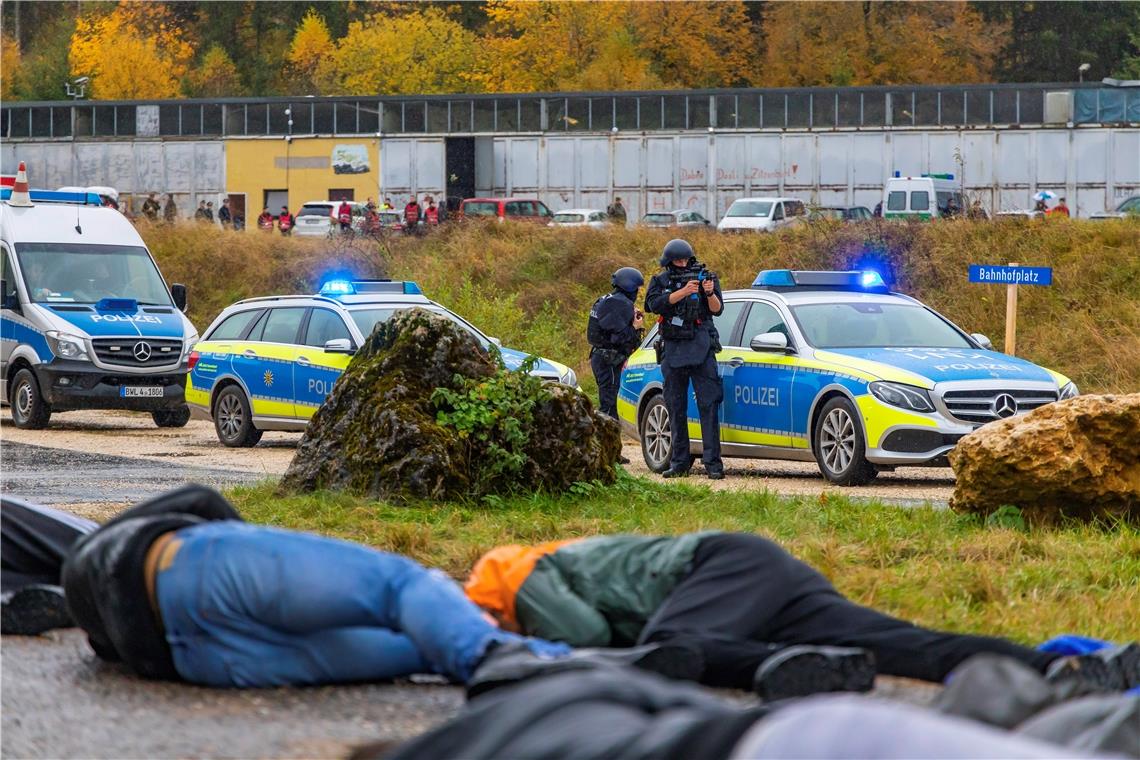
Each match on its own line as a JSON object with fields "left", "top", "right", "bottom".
{"left": 644, "top": 267, "right": 723, "bottom": 368}
{"left": 61, "top": 485, "right": 242, "bottom": 680}
{"left": 588, "top": 290, "right": 642, "bottom": 355}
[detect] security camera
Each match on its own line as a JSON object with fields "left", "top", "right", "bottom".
{"left": 74, "top": 76, "right": 90, "bottom": 85}
{"left": 1078, "top": 63, "right": 1091, "bottom": 73}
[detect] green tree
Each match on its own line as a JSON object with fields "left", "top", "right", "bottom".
{"left": 184, "top": 44, "right": 246, "bottom": 97}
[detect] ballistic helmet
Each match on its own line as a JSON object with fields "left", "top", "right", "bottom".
{"left": 611, "top": 267, "right": 645, "bottom": 294}
{"left": 659, "top": 238, "right": 695, "bottom": 266}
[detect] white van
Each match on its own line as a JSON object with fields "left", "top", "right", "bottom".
{"left": 1, "top": 182, "right": 198, "bottom": 429}
{"left": 882, "top": 174, "right": 965, "bottom": 220}
{"left": 717, "top": 197, "right": 806, "bottom": 233}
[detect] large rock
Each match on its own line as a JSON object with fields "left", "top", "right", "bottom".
{"left": 949, "top": 394, "right": 1140, "bottom": 524}
{"left": 281, "top": 308, "right": 620, "bottom": 501}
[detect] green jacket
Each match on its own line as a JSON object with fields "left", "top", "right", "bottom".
{"left": 515, "top": 533, "right": 709, "bottom": 647}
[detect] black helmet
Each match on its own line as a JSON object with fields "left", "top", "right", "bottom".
{"left": 659, "top": 239, "right": 694, "bottom": 266}
{"left": 611, "top": 266, "right": 644, "bottom": 294}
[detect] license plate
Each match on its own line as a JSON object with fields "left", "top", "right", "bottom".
{"left": 120, "top": 386, "right": 163, "bottom": 398}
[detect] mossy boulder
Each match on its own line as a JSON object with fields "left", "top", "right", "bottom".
{"left": 281, "top": 308, "right": 620, "bottom": 501}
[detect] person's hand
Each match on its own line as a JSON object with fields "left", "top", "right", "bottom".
{"left": 633, "top": 310, "right": 644, "bottom": 329}
{"left": 702, "top": 278, "right": 715, "bottom": 295}
{"left": 680, "top": 280, "right": 700, "bottom": 297}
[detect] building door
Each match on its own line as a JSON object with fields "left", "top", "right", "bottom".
{"left": 446, "top": 137, "right": 475, "bottom": 209}
{"left": 227, "top": 193, "right": 246, "bottom": 227}
{"left": 329, "top": 188, "right": 354, "bottom": 201}
{"left": 264, "top": 189, "right": 288, "bottom": 217}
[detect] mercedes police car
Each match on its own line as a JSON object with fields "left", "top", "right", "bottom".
{"left": 1, "top": 176, "right": 197, "bottom": 429}
{"left": 618, "top": 270, "right": 1077, "bottom": 485}
{"left": 187, "top": 279, "right": 577, "bottom": 446}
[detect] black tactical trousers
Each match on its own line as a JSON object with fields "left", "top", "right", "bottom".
{"left": 661, "top": 353, "right": 722, "bottom": 472}
{"left": 590, "top": 351, "right": 623, "bottom": 419}
{"left": 641, "top": 533, "right": 1059, "bottom": 687}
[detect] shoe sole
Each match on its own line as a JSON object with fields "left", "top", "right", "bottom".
{"left": 755, "top": 649, "right": 876, "bottom": 702}
{"left": 631, "top": 645, "right": 705, "bottom": 682}
{"left": 1, "top": 587, "right": 73, "bottom": 636}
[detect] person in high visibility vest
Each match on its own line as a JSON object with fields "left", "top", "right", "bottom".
{"left": 278, "top": 206, "right": 295, "bottom": 236}
{"left": 423, "top": 197, "right": 440, "bottom": 226}
{"left": 403, "top": 198, "right": 422, "bottom": 233}
{"left": 1047, "top": 197, "right": 1070, "bottom": 218}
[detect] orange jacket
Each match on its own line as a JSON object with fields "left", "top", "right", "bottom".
{"left": 463, "top": 539, "right": 577, "bottom": 630}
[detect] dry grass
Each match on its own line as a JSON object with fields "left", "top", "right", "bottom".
{"left": 142, "top": 219, "right": 1140, "bottom": 395}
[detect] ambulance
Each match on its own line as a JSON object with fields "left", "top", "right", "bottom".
{"left": 1, "top": 163, "right": 198, "bottom": 428}
{"left": 882, "top": 173, "right": 966, "bottom": 220}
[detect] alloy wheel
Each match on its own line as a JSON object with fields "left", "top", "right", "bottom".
{"left": 217, "top": 393, "right": 244, "bottom": 440}
{"left": 819, "top": 407, "right": 856, "bottom": 474}
{"left": 644, "top": 402, "right": 671, "bottom": 468}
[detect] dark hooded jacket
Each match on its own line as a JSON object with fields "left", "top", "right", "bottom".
{"left": 61, "top": 485, "right": 242, "bottom": 680}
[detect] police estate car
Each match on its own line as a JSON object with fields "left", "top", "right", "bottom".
{"left": 618, "top": 270, "right": 1077, "bottom": 485}
{"left": 186, "top": 279, "right": 577, "bottom": 446}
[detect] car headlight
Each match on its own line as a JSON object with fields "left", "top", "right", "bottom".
{"left": 182, "top": 333, "right": 200, "bottom": 361}
{"left": 560, "top": 368, "right": 578, "bottom": 387}
{"left": 45, "top": 331, "right": 89, "bottom": 361}
{"left": 1059, "top": 381, "right": 1079, "bottom": 400}
{"left": 868, "top": 381, "right": 935, "bottom": 413}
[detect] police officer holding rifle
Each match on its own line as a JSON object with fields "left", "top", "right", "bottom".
{"left": 644, "top": 239, "right": 724, "bottom": 479}
{"left": 588, "top": 267, "right": 646, "bottom": 421}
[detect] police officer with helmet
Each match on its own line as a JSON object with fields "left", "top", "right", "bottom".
{"left": 644, "top": 239, "right": 724, "bottom": 479}
{"left": 588, "top": 267, "right": 646, "bottom": 420}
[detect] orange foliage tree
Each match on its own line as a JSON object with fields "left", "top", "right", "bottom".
{"left": 69, "top": 1, "right": 194, "bottom": 99}
{"left": 286, "top": 8, "right": 335, "bottom": 95}
{"left": 762, "top": 1, "right": 1002, "bottom": 86}
{"left": 1, "top": 33, "right": 20, "bottom": 100}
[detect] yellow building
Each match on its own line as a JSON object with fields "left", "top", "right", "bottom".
{"left": 224, "top": 136, "right": 380, "bottom": 222}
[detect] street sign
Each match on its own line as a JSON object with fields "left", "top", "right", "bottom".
{"left": 968, "top": 265, "right": 1053, "bottom": 286}
{"left": 969, "top": 263, "right": 1053, "bottom": 356}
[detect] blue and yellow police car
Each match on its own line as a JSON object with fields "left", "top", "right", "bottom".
{"left": 187, "top": 279, "right": 577, "bottom": 446}
{"left": 618, "top": 270, "right": 1077, "bottom": 485}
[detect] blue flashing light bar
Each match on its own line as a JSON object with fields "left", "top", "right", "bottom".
{"left": 319, "top": 279, "right": 356, "bottom": 296}
{"left": 318, "top": 279, "right": 424, "bottom": 297}
{"left": 1, "top": 188, "right": 103, "bottom": 205}
{"left": 753, "top": 270, "right": 890, "bottom": 293}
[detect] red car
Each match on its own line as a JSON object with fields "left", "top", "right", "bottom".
{"left": 459, "top": 197, "right": 554, "bottom": 223}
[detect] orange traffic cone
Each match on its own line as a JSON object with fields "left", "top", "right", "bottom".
{"left": 8, "top": 161, "right": 32, "bottom": 207}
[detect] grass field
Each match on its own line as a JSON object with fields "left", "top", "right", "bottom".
{"left": 143, "top": 218, "right": 1140, "bottom": 399}
{"left": 228, "top": 476, "right": 1140, "bottom": 645}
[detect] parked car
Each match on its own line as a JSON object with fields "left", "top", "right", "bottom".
{"left": 459, "top": 197, "right": 554, "bottom": 223}
{"left": 293, "top": 201, "right": 367, "bottom": 237}
{"left": 809, "top": 206, "right": 874, "bottom": 222}
{"left": 640, "top": 209, "right": 711, "bottom": 228}
{"left": 549, "top": 208, "right": 609, "bottom": 228}
{"left": 882, "top": 175, "right": 965, "bottom": 220}
{"left": 717, "top": 197, "right": 806, "bottom": 233}
{"left": 1090, "top": 196, "right": 1140, "bottom": 220}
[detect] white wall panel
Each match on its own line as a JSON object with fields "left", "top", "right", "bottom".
{"left": 960, "top": 133, "right": 994, "bottom": 188}
{"left": 679, "top": 137, "right": 707, "bottom": 187}
{"left": 1035, "top": 132, "right": 1069, "bottom": 185}
{"left": 995, "top": 133, "right": 1032, "bottom": 185}
{"left": 546, "top": 139, "right": 575, "bottom": 188}
{"left": 1111, "top": 131, "right": 1140, "bottom": 185}
{"left": 414, "top": 140, "right": 444, "bottom": 193}
{"left": 891, "top": 134, "right": 924, "bottom": 177}
{"left": 382, "top": 141, "right": 413, "bottom": 189}
{"left": 817, "top": 135, "right": 850, "bottom": 187}
{"left": 851, "top": 134, "right": 886, "bottom": 188}
{"left": 509, "top": 139, "right": 539, "bottom": 189}
{"left": 715, "top": 136, "right": 747, "bottom": 186}
{"left": 747, "top": 136, "right": 782, "bottom": 188}
{"left": 647, "top": 139, "right": 673, "bottom": 187}
{"left": 782, "top": 135, "right": 815, "bottom": 187}
{"left": 613, "top": 139, "right": 641, "bottom": 187}
{"left": 1073, "top": 132, "right": 1107, "bottom": 185}
{"left": 578, "top": 139, "right": 608, "bottom": 189}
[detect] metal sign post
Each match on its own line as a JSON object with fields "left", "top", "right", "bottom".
{"left": 968, "top": 263, "right": 1054, "bottom": 356}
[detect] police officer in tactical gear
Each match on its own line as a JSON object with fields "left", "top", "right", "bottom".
{"left": 644, "top": 239, "right": 725, "bottom": 479}
{"left": 588, "top": 267, "right": 646, "bottom": 420}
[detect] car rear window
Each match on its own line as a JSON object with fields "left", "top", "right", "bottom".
{"left": 554, "top": 213, "right": 585, "bottom": 223}
{"left": 910, "top": 191, "right": 930, "bottom": 211}
{"left": 886, "top": 191, "right": 906, "bottom": 211}
{"left": 643, "top": 213, "right": 675, "bottom": 224}
{"left": 463, "top": 202, "right": 499, "bottom": 217}
{"left": 298, "top": 204, "right": 334, "bottom": 217}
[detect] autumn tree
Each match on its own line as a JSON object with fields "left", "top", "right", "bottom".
{"left": 762, "top": 2, "right": 1002, "bottom": 86}
{"left": 318, "top": 8, "right": 481, "bottom": 95}
{"left": 286, "top": 8, "right": 335, "bottom": 94}
{"left": 628, "top": 2, "right": 757, "bottom": 88}
{"left": 1, "top": 34, "right": 19, "bottom": 100}
{"left": 184, "top": 44, "right": 246, "bottom": 97}
{"left": 69, "top": 1, "right": 195, "bottom": 99}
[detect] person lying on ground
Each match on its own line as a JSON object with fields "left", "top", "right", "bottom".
{"left": 465, "top": 532, "right": 1139, "bottom": 697}
{"left": 60, "top": 485, "right": 699, "bottom": 688}
{"left": 362, "top": 663, "right": 1136, "bottom": 760}
{"left": 2, "top": 497, "right": 96, "bottom": 635}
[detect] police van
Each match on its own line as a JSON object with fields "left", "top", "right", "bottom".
{"left": 1, "top": 165, "right": 198, "bottom": 429}
{"left": 882, "top": 173, "right": 965, "bottom": 220}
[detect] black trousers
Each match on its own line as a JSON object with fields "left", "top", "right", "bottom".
{"left": 590, "top": 352, "right": 622, "bottom": 419}
{"left": 1, "top": 498, "right": 96, "bottom": 593}
{"left": 640, "top": 533, "right": 1059, "bottom": 686}
{"left": 661, "top": 354, "right": 722, "bottom": 472}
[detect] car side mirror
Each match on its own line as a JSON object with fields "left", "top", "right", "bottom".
{"left": 971, "top": 333, "right": 994, "bottom": 350}
{"left": 323, "top": 338, "right": 355, "bottom": 354}
{"left": 1, "top": 279, "right": 19, "bottom": 311}
{"left": 170, "top": 283, "right": 187, "bottom": 311}
{"left": 750, "top": 332, "right": 793, "bottom": 353}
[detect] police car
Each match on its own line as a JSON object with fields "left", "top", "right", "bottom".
{"left": 2, "top": 170, "right": 197, "bottom": 429}
{"left": 618, "top": 270, "right": 1077, "bottom": 485}
{"left": 187, "top": 279, "right": 577, "bottom": 446}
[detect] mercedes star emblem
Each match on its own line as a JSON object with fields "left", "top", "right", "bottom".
{"left": 991, "top": 393, "right": 1018, "bottom": 418}
{"left": 133, "top": 341, "right": 152, "bottom": 362}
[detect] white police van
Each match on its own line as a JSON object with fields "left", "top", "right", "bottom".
{"left": 1, "top": 169, "right": 198, "bottom": 429}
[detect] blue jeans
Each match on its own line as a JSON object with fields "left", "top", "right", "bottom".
{"left": 155, "top": 522, "right": 569, "bottom": 688}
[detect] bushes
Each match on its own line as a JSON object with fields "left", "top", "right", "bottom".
{"left": 142, "top": 219, "right": 1140, "bottom": 396}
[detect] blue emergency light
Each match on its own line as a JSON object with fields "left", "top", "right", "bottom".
{"left": 318, "top": 279, "right": 424, "bottom": 297}
{"left": 0, "top": 188, "right": 103, "bottom": 205}
{"left": 319, "top": 279, "right": 356, "bottom": 296}
{"left": 752, "top": 270, "right": 890, "bottom": 293}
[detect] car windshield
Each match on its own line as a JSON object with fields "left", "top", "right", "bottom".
{"left": 726, "top": 201, "right": 773, "bottom": 217}
{"left": 554, "top": 213, "right": 584, "bottom": 223}
{"left": 790, "top": 302, "right": 971, "bottom": 349}
{"left": 812, "top": 208, "right": 844, "bottom": 220}
{"left": 348, "top": 305, "right": 490, "bottom": 349}
{"left": 298, "top": 204, "right": 333, "bottom": 217}
{"left": 464, "top": 202, "right": 499, "bottom": 216}
{"left": 15, "top": 242, "right": 172, "bottom": 305}
{"left": 643, "top": 213, "right": 675, "bottom": 224}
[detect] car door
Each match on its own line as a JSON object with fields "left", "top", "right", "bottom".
{"left": 234, "top": 306, "right": 304, "bottom": 420}
{"left": 771, "top": 202, "right": 786, "bottom": 229}
{"left": 294, "top": 307, "right": 354, "bottom": 419}
{"left": 0, "top": 246, "right": 20, "bottom": 396}
{"left": 720, "top": 300, "right": 795, "bottom": 447}
{"left": 191, "top": 307, "right": 264, "bottom": 403}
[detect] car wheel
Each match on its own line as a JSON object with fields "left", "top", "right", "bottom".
{"left": 639, "top": 394, "right": 672, "bottom": 474}
{"left": 213, "top": 385, "right": 263, "bottom": 447}
{"left": 10, "top": 368, "right": 51, "bottom": 429}
{"left": 813, "top": 396, "right": 877, "bottom": 486}
{"left": 152, "top": 406, "right": 191, "bottom": 428}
